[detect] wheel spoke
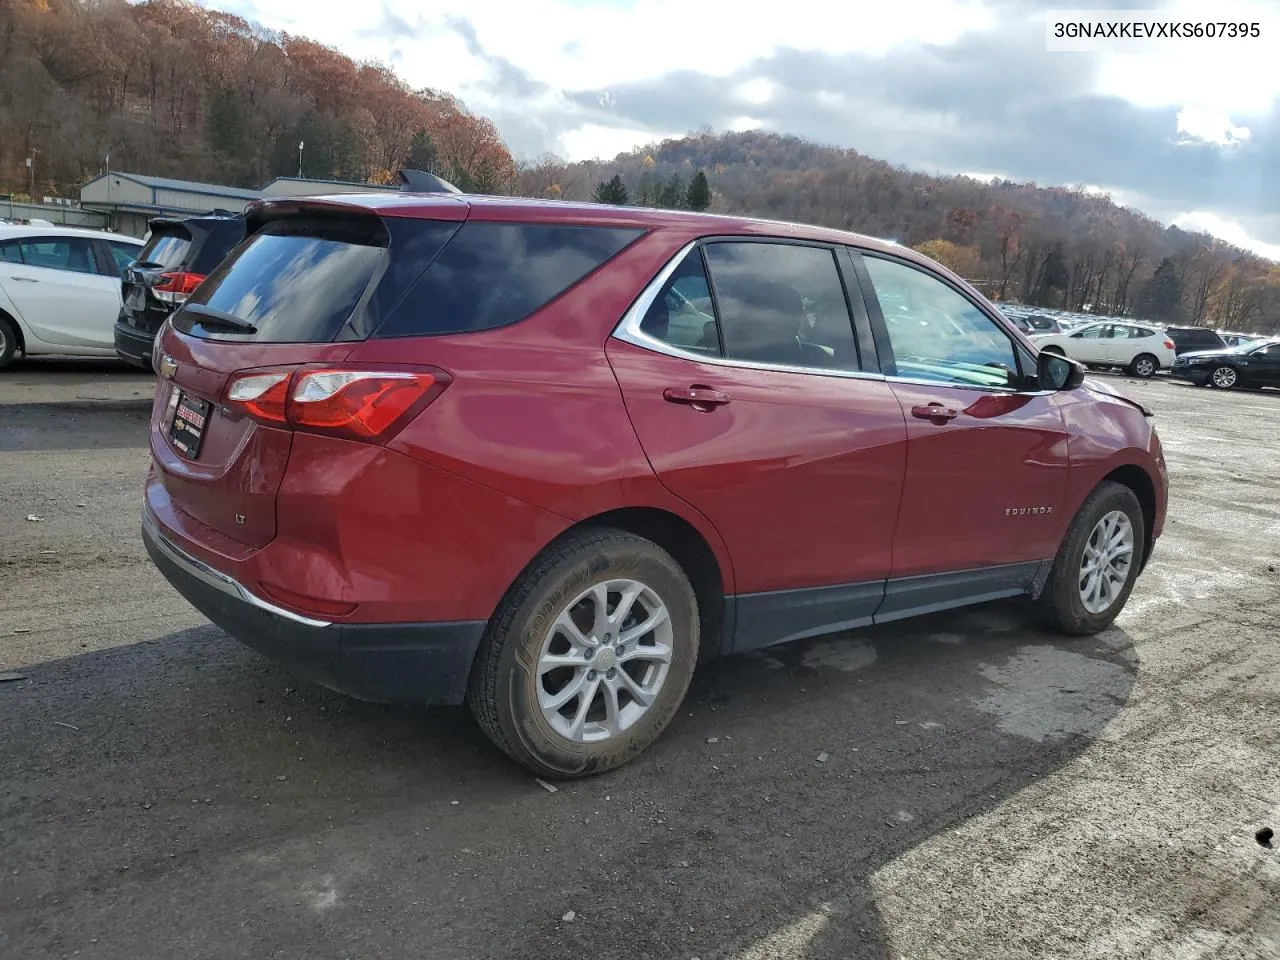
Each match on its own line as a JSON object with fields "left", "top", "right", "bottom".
{"left": 619, "top": 641, "right": 672, "bottom": 665}
{"left": 610, "top": 581, "right": 646, "bottom": 629}
{"left": 539, "top": 651, "right": 589, "bottom": 672}
{"left": 589, "top": 583, "right": 611, "bottom": 636}
{"left": 621, "top": 607, "right": 669, "bottom": 644}
{"left": 554, "top": 608, "right": 594, "bottom": 650}
{"left": 614, "top": 668, "right": 656, "bottom": 707}
{"left": 600, "top": 677, "right": 623, "bottom": 734}
{"left": 540, "top": 669, "right": 589, "bottom": 712}
{"left": 565, "top": 677, "right": 601, "bottom": 741}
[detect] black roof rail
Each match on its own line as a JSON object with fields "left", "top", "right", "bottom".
{"left": 397, "top": 169, "right": 462, "bottom": 194}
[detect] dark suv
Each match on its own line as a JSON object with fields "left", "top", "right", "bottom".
{"left": 1165, "top": 325, "right": 1225, "bottom": 356}
{"left": 142, "top": 194, "right": 1168, "bottom": 778}
{"left": 115, "top": 212, "right": 245, "bottom": 368}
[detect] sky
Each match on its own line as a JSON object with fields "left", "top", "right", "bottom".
{"left": 205, "top": 0, "right": 1280, "bottom": 259}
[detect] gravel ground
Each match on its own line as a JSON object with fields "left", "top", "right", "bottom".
{"left": 1, "top": 367, "right": 1277, "bottom": 960}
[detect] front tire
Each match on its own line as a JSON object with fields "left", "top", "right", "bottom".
{"left": 1209, "top": 365, "right": 1239, "bottom": 389}
{"left": 468, "top": 528, "right": 699, "bottom": 778}
{"left": 1038, "top": 481, "right": 1145, "bottom": 636}
{"left": 1129, "top": 353, "right": 1158, "bottom": 378}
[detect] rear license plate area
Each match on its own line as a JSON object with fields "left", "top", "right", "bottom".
{"left": 168, "top": 390, "right": 211, "bottom": 458}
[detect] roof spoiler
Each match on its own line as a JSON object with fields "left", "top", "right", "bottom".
{"left": 397, "top": 169, "right": 462, "bottom": 194}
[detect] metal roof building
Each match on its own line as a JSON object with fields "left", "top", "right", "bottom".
{"left": 80, "top": 172, "right": 397, "bottom": 237}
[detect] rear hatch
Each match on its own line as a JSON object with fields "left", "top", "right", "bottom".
{"left": 151, "top": 200, "right": 465, "bottom": 548}
{"left": 122, "top": 216, "right": 245, "bottom": 338}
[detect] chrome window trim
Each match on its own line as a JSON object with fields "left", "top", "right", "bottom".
{"left": 142, "top": 507, "right": 333, "bottom": 629}
{"left": 610, "top": 239, "right": 888, "bottom": 384}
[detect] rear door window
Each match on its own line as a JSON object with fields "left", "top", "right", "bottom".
{"left": 375, "top": 222, "right": 644, "bottom": 338}
{"left": 702, "top": 241, "right": 860, "bottom": 371}
{"left": 17, "top": 237, "right": 97, "bottom": 275}
{"left": 0, "top": 241, "right": 22, "bottom": 264}
{"left": 107, "top": 241, "right": 140, "bottom": 276}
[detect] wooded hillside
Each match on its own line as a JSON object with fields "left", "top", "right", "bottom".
{"left": 515, "top": 132, "right": 1280, "bottom": 334}
{"left": 0, "top": 0, "right": 515, "bottom": 194}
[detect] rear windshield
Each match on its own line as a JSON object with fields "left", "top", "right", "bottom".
{"left": 138, "top": 228, "right": 192, "bottom": 272}
{"left": 175, "top": 218, "right": 388, "bottom": 343}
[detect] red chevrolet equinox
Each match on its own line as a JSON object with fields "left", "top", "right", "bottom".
{"left": 142, "top": 193, "right": 1168, "bottom": 777}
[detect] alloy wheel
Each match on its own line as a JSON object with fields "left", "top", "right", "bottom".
{"left": 1211, "top": 366, "right": 1238, "bottom": 388}
{"left": 1078, "top": 510, "right": 1134, "bottom": 615}
{"left": 536, "top": 578, "right": 673, "bottom": 743}
{"left": 1134, "top": 356, "right": 1155, "bottom": 377}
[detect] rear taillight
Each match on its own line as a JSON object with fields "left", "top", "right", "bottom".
{"left": 153, "top": 271, "right": 206, "bottom": 304}
{"left": 1163, "top": 339, "right": 1176, "bottom": 350}
{"left": 223, "top": 366, "right": 449, "bottom": 443}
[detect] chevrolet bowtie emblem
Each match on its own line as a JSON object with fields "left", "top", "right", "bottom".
{"left": 159, "top": 355, "right": 178, "bottom": 380}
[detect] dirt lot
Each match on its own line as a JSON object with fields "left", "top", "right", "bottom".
{"left": 1, "top": 363, "right": 1277, "bottom": 960}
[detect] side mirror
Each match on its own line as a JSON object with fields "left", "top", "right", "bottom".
{"left": 1037, "top": 350, "right": 1084, "bottom": 391}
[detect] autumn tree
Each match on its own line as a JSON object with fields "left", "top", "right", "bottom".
{"left": 913, "top": 238, "right": 980, "bottom": 278}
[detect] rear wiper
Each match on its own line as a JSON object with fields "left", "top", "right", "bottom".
{"left": 180, "top": 303, "right": 258, "bottom": 334}
{"left": 132, "top": 259, "right": 166, "bottom": 269}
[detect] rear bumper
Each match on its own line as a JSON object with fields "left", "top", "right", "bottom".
{"left": 114, "top": 321, "right": 154, "bottom": 369}
{"left": 142, "top": 508, "right": 485, "bottom": 705}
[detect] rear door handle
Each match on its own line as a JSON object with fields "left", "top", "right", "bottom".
{"left": 911, "top": 403, "right": 958, "bottom": 422}
{"left": 663, "top": 386, "right": 731, "bottom": 409}
{"left": 9, "top": 276, "right": 38, "bottom": 283}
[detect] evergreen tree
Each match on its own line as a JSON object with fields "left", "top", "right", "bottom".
{"left": 686, "top": 170, "right": 711, "bottom": 211}
{"left": 406, "top": 130, "right": 439, "bottom": 172}
{"left": 658, "top": 175, "right": 685, "bottom": 209}
{"left": 592, "top": 174, "right": 629, "bottom": 205}
{"left": 1137, "top": 256, "right": 1184, "bottom": 321}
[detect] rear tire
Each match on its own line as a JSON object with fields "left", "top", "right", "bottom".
{"left": 1038, "top": 481, "right": 1145, "bottom": 636}
{"left": 468, "top": 528, "right": 699, "bottom": 778}
{"left": 1129, "top": 353, "right": 1158, "bottom": 378}
{"left": 0, "top": 314, "right": 17, "bottom": 371}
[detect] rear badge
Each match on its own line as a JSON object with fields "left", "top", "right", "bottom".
{"left": 235, "top": 514, "right": 246, "bottom": 525}
{"left": 1005, "top": 506, "right": 1054, "bottom": 516}
{"left": 159, "top": 355, "right": 178, "bottom": 380}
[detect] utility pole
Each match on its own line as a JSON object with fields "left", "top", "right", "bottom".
{"left": 26, "top": 155, "right": 34, "bottom": 200}
{"left": 298, "top": 141, "right": 304, "bottom": 179}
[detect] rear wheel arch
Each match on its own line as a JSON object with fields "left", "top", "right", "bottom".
{"left": 0, "top": 306, "right": 24, "bottom": 351}
{"left": 573, "top": 507, "right": 728, "bottom": 661}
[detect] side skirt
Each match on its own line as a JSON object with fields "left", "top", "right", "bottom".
{"left": 725, "top": 560, "right": 1048, "bottom": 655}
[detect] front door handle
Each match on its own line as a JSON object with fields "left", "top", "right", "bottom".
{"left": 911, "top": 403, "right": 958, "bottom": 422}
{"left": 9, "top": 276, "right": 38, "bottom": 283}
{"left": 663, "top": 386, "right": 731, "bottom": 409}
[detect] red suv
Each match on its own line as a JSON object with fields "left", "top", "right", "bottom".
{"left": 142, "top": 194, "right": 1168, "bottom": 777}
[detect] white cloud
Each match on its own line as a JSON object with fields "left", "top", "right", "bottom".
{"left": 558, "top": 125, "right": 682, "bottom": 163}
{"left": 1175, "top": 107, "right": 1252, "bottom": 147}
{"left": 1172, "top": 211, "right": 1280, "bottom": 262}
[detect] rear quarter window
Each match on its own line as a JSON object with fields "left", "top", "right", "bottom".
{"left": 139, "top": 230, "right": 192, "bottom": 271}
{"left": 374, "top": 222, "right": 644, "bottom": 338}
{"left": 175, "top": 217, "right": 390, "bottom": 343}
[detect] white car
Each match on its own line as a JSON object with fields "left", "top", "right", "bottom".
{"left": 1029, "top": 320, "right": 1176, "bottom": 379}
{"left": 0, "top": 225, "right": 144, "bottom": 369}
